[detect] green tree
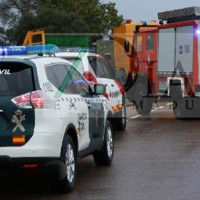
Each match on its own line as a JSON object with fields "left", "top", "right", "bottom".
{"left": 0, "top": 0, "right": 44, "bottom": 27}
{"left": 43, "top": 0, "right": 123, "bottom": 35}
{"left": 0, "top": 0, "right": 124, "bottom": 43}
{"left": 35, "top": 8, "right": 88, "bottom": 33}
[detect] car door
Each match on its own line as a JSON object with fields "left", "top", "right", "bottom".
{"left": 0, "top": 61, "right": 35, "bottom": 147}
{"left": 44, "top": 64, "right": 91, "bottom": 151}
{"left": 71, "top": 69, "right": 105, "bottom": 147}
{"left": 89, "top": 56, "right": 123, "bottom": 114}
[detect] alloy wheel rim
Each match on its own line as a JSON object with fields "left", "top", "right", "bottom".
{"left": 106, "top": 126, "right": 113, "bottom": 158}
{"left": 121, "top": 105, "right": 126, "bottom": 125}
{"left": 65, "top": 143, "right": 75, "bottom": 183}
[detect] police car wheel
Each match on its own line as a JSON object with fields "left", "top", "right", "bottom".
{"left": 58, "top": 134, "right": 77, "bottom": 193}
{"left": 115, "top": 95, "right": 126, "bottom": 131}
{"left": 93, "top": 120, "right": 114, "bottom": 166}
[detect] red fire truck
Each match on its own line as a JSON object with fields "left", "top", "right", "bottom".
{"left": 124, "top": 7, "right": 200, "bottom": 118}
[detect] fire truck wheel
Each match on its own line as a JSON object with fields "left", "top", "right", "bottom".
{"left": 133, "top": 83, "right": 152, "bottom": 115}
{"left": 173, "top": 98, "right": 200, "bottom": 119}
{"left": 173, "top": 98, "right": 187, "bottom": 119}
{"left": 170, "top": 83, "right": 187, "bottom": 119}
{"left": 115, "top": 94, "right": 126, "bottom": 131}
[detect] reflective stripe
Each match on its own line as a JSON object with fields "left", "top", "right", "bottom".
{"left": 112, "top": 104, "right": 122, "bottom": 112}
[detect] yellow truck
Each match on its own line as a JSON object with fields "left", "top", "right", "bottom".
{"left": 22, "top": 29, "right": 45, "bottom": 46}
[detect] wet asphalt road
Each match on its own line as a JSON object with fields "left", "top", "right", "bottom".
{"left": 1, "top": 103, "right": 200, "bottom": 200}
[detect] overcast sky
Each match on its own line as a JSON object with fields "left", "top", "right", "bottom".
{"left": 102, "top": 0, "right": 199, "bottom": 22}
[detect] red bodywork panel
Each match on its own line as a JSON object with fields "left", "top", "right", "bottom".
{"left": 130, "top": 20, "right": 199, "bottom": 96}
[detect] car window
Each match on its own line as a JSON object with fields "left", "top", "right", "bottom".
{"left": 45, "top": 66, "right": 58, "bottom": 87}
{"left": 71, "top": 70, "right": 90, "bottom": 96}
{"left": 0, "top": 62, "right": 34, "bottom": 96}
{"left": 98, "top": 58, "right": 114, "bottom": 79}
{"left": 96, "top": 59, "right": 106, "bottom": 77}
{"left": 45, "top": 64, "right": 76, "bottom": 94}
{"left": 88, "top": 56, "right": 98, "bottom": 75}
{"left": 88, "top": 56, "right": 113, "bottom": 79}
{"left": 134, "top": 34, "right": 142, "bottom": 53}
{"left": 146, "top": 34, "right": 154, "bottom": 50}
{"left": 88, "top": 56, "right": 106, "bottom": 77}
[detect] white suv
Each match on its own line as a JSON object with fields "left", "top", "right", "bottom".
{"left": 0, "top": 56, "right": 114, "bottom": 192}
{"left": 56, "top": 51, "right": 126, "bottom": 131}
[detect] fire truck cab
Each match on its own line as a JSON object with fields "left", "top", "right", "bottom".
{"left": 125, "top": 7, "right": 200, "bottom": 118}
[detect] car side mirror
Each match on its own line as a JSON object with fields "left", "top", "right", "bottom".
{"left": 94, "top": 84, "right": 106, "bottom": 95}
{"left": 124, "top": 40, "right": 130, "bottom": 53}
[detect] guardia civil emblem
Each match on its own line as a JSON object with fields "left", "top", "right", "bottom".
{"left": 12, "top": 110, "right": 25, "bottom": 132}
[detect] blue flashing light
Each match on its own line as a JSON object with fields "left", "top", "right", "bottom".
{"left": 26, "top": 44, "right": 59, "bottom": 54}
{"left": 0, "top": 46, "right": 26, "bottom": 56}
{"left": 143, "top": 21, "right": 147, "bottom": 26}
{"left": 0, "top": 44, "right": 59, "bottom": 56}
{"left": 196, "top": 29, "right": 200, "bottom": 35}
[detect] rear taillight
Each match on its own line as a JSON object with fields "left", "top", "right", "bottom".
{"left": 12, "top": 93, "right": 31, "bottom": 108}
{"left": 84, "top": 71, "right": 99, "bottom": 84}
{"left": 114, "top": 80, "right": 125, "bottom": 94}
{"left": 12, "top": 90, "right": 54, "bottom": 109}
{"left": 31, "top": 90, "right": 54, "bottom": 109}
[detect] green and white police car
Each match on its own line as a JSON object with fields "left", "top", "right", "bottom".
{"left": 56, "top": 51, "right": 127, "bottom": 131}
{"left": 0, "top": 54, "right": 114, "bottom": 192}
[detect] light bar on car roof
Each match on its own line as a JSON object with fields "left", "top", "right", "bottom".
{"left": 0, "top": 46, "right": 26, "bottom": 55}
{"left": 26, "top": 44, "right": 59, "bottom": 54}
{"left": 0, "top": 44, "right": 59, "bottom": 56}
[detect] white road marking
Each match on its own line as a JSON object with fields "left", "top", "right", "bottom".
{"left": 131, "top": 115, "right": 141, "bottom": 119}
{"left": 129, "top": 104, "right": 168, "bottom": 120}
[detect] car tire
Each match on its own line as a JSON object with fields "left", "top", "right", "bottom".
{"left": 115, "top": 95, "right": 126, "bottom": 131}
{"left": 93, "top": 120, "right": 114, "bottom": 166}
{"left": 57, "top": 134, "right": 77, "bottom": 193}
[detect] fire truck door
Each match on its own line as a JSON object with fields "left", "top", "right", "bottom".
{"left": 142, "top": 33, "right": 157, "bottom": 83}
{"left": 131, "top": 34, "right": 143, "bottom": 76}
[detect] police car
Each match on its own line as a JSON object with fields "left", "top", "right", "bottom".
{"left": 0, "top": 50, "right": 114, "bottom": 192}
{"left": 56, "top": 51, "right": 126, "bottom": 131}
